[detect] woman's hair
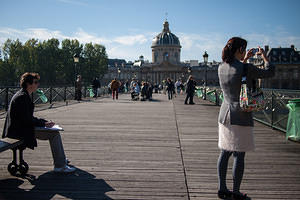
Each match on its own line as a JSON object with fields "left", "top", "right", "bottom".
{"left": 222, "top": 37, "right": 247, "bottom": 63}
{"left": 20, "top": 72, "right": 40, "bottom": 89}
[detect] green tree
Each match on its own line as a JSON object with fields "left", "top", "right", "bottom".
{"left": 0, "top": 38, "right": 107, "bottom": 87}
{"left": 82, "top": 43, "right": 108, "bottom": 85}
{"left": 61, "top": 39, "right": 83, "bottom": 85}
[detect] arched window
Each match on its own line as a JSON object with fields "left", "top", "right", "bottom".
{"left": 163, "top": 52, "right": 169, "bottom": 61}
{"left": 154, "top": 53, "right": 158, "bottom": 63}
{"left": 175, "top": 52, "right": 178, "bottom": 62}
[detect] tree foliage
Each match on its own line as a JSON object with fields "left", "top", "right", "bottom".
{"left": 0, "top": 38, "right": 108, "bottom": 86}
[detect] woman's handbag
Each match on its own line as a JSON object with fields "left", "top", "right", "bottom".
{"left": 240, "top": 66, "right": 265, "bottom": 112}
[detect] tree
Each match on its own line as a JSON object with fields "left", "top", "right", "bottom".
{"left": 82, "top": 43, "right": 108, "bottom": 85}
{"left": 0, "top": 38, "right": 108, "bottom": 87}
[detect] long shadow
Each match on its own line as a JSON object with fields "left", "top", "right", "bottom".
{"left": 0, "top": 167, "right": 114, "bottom": 200}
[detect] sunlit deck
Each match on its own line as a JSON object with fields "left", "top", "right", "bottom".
{"left": 1, "top": 94, "right": 299, "bottom": 200}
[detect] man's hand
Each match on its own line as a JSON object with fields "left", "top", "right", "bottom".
{"left": 45, "top": 121, "right": 55, "bottom": 128}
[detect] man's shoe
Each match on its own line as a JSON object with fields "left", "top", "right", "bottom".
{"left": 184, "top": 102, "right": 188, "bottom": 104}
{"left": 189, "top": 102, "right": 195, "bottom": 105}
{"left": 232, "top": 192, "right": 250, "bottom": 200}
{"left": 54, "top": 165, "right": 76, "bottom": 173}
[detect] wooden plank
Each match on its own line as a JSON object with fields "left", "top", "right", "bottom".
{"left": 173, "top": 95, "right": 300, "bottom": 200}
{"left": 0, "top": 93, "right": 299, "bottom": 200}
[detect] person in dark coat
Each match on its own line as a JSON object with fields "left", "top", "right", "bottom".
{"left": 184, "top": 75, "right": 196, "bottom": 104}
{"left": 217, "top": 37, "right": 275, "bottom": 200}
{"left": 75, "top": 75, "right": 82, "bottom": 101}
{"left": 92, "top": 77, "right": 101, "bottom": 98}
{"left": 166, "top": 78, "right": 175, "bottom": 100}
{"left": 2, "top": 72, "right": 75, "bottom": 173}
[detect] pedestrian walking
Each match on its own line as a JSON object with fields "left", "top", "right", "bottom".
{"left": 184, "top": 75, "right": 196, "bottom": 104}
{"left": 92, "top": 77, "right": 100, "bottom": 98}
{"left": 75, "top": 75, "right": 82, "bottom": 101}
{"left": 217, "top": 37, "right": 275, "bottom": 200}
{"left": 110, "top": 78, "right": 120, "bottom": 100}
{"left": 166, "top": 78, "right": 175, "bottom": 100}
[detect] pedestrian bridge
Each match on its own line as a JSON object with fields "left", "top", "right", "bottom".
{"left": 0, "top": 94, "right": 299, "bottom": 200}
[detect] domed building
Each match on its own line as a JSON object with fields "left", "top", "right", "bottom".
{"left": 151, "top": 20, "right": 181, "bottom": 64}
{"left": 138, "top": 20, "right": 187, "bottom": 84}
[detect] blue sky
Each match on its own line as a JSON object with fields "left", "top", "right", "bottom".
{"left": 1, "top": 0, "right": 300, "bottom": 62}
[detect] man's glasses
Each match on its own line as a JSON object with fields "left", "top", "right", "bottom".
{"left": 33, "top": 80, "right": 39, "bottom": 84}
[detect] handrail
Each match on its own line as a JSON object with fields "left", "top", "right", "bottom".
{"left": 0, "top": 86, "right": 110, "bottom": 112}
{"left": 195, "top": 86, "right": 300, "bottom": 133}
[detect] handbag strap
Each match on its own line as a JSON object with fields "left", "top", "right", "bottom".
{"left": 241, "top": 64, "right": 248, "bottom": 83}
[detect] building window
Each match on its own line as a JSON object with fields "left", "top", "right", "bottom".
{"left": 294, "top": 69, "right": 299, "bottom": 79}
{"left": 163, "top": 52, "right": 169, "bottom": 61}
{"left": 154, "top": 53, "right": 158, "bottom": 63}
{"left": 175, "top": 52, "right": 178, "bottom": 62}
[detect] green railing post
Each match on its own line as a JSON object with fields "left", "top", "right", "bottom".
{"left": 271, "top": 90, "right": 274, "bottom": 128}
{"left": 49, "top": 87, "right": 53, "bottom": 104}
{"left": 64, "top": 86, "right": 67, "bottom": 101}
{"left": 215, "top": 90, "right": 218, "bottom": 106}
{"left": 83, "top": 86, "right": 87, "bottom": 98}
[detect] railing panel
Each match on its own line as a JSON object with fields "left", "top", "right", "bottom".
{"left": 196, "top": 86, "right": 300, "bottom": 132}
{"left": 0, "top": 86, "right": 109, "bottom": 113}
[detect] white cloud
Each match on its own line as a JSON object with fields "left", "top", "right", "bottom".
{"left": 57, "top": 0, "right": 88, "bottom": 6}
{"left": 1, "top": 27, "right": 300, "bottom": 62}
{"left": 178, "top": 32, "right": 227, "bottom": 61}
{"left": 73, "top": 28, "right": 112, "bottom": 45}
{"left": 114, "top": 34, "right": 148, "bottom": 46}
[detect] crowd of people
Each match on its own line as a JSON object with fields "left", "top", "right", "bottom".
{"left": 74, "top": 74, "right": 195, "bottom": 104}
{"left": 106, "top": 76, "right": 197, "bottom": 104}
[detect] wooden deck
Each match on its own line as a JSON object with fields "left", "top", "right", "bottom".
{"left": 0, "top": 93, "right": 299, "bottom": 200}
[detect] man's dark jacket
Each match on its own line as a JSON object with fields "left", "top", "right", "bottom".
{"left": 166, "top": 81, "right": 175, "bottom": 91}
{"left": 2, "top": 88, "right": 46, "bottom": 149}
{"left": 186, "top": 79, "right": 196, "bottom": 94}
{"left": 92, "top": 79, "right": 100, "bottom": 89}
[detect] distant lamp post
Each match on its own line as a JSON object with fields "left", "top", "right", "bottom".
{"left": 73, "top": 53, "right": 80, "bottom": 81}
{"left": 203, "top": 51, "right": 209, "bottom": 100}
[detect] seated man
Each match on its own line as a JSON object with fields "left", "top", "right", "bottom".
{"left": 2, "top": 72, "right": 76, "bottom": 173}
{"left": 131, "top": 83, "right": 140, "bottom": 100}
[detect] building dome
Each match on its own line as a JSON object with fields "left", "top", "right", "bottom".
{"left": 151, "top": 21, "right": 181, "bottom": 47}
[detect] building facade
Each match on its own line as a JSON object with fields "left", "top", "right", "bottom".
{"left": 151, "top": 20, "right": 181, "bottom": 64}
{"left": 249, "top": 45, "right": 300, "bottom": 90}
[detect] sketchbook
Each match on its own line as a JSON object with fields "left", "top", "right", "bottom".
{"left": 35, "top": 125, "right": 64, "bottom": 131}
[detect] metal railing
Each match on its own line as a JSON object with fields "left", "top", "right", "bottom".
{"left": 196, "top": 86, "right": 300, "bottom": 132}
{"left": 0, "top": 86, "right": 110, "bottom": 113}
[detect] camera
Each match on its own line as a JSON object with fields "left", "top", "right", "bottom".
{"left": 252, "top": 48, "right": 259, "bottom": 55}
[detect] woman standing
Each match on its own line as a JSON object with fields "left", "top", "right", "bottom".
{"left": 217, "top": 37, "right": 275, "bottom": 200}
